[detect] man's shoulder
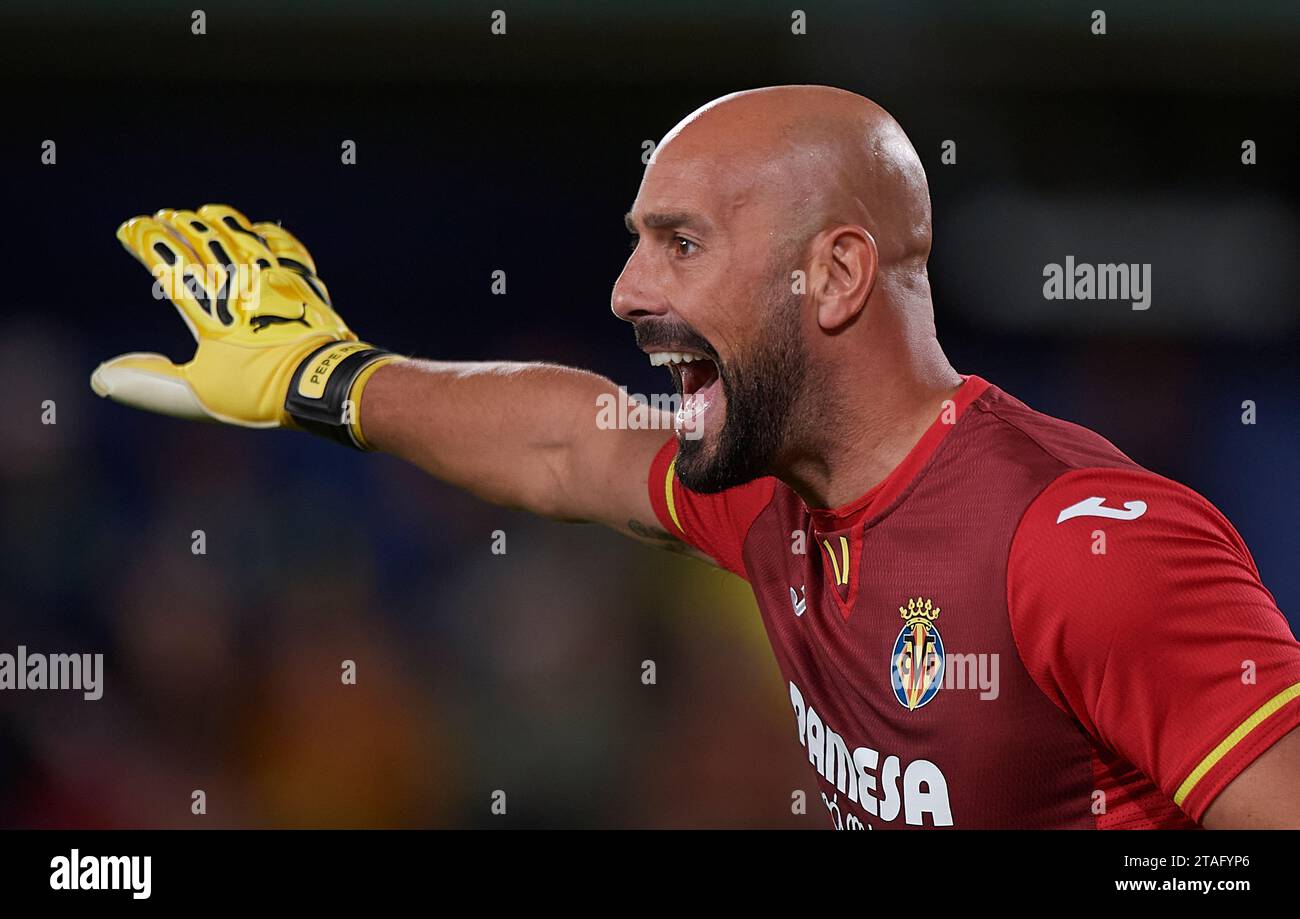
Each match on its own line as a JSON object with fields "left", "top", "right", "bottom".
{"left": 961, "top": 382, "right": 1141, "bottom": 477}
{"left": 961, "top": 384, "right": 1239, "bottom": 542}
{"left": 894, "top": 381, "right": 1149, "bottom": 525}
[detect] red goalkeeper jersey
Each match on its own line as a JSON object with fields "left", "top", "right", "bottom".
{"left": 647, "top": 375, "right": 1300, "bottom": 829}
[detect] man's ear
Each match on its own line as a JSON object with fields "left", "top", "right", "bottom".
{"left": 813, "top": 226, "right": 878, "bottom": 332}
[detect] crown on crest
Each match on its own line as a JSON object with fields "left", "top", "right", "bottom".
{"left": 899, "top": 597, "right": 940, "bottom": 623}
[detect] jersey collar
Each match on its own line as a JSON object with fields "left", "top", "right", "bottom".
{"left": 808, "top": 374, "right": 990, "bottom": 535}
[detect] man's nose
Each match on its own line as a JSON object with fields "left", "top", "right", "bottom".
{"left": 610, "top": 258, "right": 668, "bottom": 323}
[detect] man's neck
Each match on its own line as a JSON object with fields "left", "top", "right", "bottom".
{"left": 779, "top": 366, "right": 963, "bottom": 510}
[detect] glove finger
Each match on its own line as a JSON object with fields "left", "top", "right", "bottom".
{"left": 251, "top": 221, "right": 333, "bottom": 309}
{"left": 89, "top": 352, "right": 211, "bottom": 421}
{"left": 153, "top": 208, "right": 213, "bottom": 260}
{"left": 251, "top": 220, "right": 318, "bottom": 275}
{"left": 156, "top": 208, "right": 252, "bottom": 326}
{"left": 196, "top": 204, "right": 277, "bottom": 265}
{"left": 116, "top": 216, "right": 224, "bottom": 339}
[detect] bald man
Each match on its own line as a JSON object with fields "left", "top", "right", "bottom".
{"left": 96, "top": 85, "right": 1300, "bottom": 829}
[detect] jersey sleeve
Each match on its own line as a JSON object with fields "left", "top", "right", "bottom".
{"left": 646, "top": 436, "right": 777, "bottom": 580}
{"left": 1007, "top": 466, "right": 1300, "bottom": 823}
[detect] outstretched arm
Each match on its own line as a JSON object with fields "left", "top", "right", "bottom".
{"left": 92, "top": 204, "right": 705, "bottom": 559}
{"left": 358, "top": 359, "right": 700, "bottom": 554}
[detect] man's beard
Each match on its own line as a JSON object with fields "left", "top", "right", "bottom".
{"left": 675, "top": 285, "right": 808, "bottom": 494}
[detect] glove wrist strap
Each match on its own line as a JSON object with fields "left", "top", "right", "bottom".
{"left": 284, "top": 342, "right": 396, "bottom": 450}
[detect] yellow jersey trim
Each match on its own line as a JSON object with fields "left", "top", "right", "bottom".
{"left": 665, "top": 456, "right": 683, "bottom": 533}
{"left": 1174, "top": 680, "right": 1300, "bottom": 807}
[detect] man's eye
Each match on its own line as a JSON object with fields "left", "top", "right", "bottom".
{"left": 674, "top": 236, "right": 698, "bottom": 256}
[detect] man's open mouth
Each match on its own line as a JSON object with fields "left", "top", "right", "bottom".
{"left": 648, "top": 350, "right": 720, "bottom": 434}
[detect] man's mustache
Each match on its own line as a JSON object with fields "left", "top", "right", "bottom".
{"left": 633, "top": 320, "right": 718, "bottom": 361}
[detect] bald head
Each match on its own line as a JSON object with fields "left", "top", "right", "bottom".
{"left": 613, "top": 85, "right": 955, "bottom": 500}
{"left": 653, "top": 85, "right": 932, "bottom": 268}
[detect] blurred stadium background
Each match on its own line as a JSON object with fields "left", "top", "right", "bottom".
{"left": 0, "top": 1, "right": 1296, "bottom": 827}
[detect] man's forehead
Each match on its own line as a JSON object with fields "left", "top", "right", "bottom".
{"left": 629, "top": 151, "right": 766, "bottom": 232}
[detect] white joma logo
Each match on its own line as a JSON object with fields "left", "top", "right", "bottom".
{"left": 789, "top": 585, "right": 807, "bottom": 617}
{"left": 1056, "top": 496, "right": 1148, "bottom": 524}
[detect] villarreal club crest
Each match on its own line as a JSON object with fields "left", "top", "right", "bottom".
{"left": 890, "top": 597, "right": 945, "bottom": 711}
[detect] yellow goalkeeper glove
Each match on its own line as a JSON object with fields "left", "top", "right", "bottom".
{"left": 91, "top": 204, "right": 400, "bottom": 449}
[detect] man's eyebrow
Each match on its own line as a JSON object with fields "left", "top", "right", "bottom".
{"left": 624, "top": 210, "right": 710, "bottom": 233}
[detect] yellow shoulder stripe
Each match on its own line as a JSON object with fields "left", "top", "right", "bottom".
{"left": 665, "top": 456, "right": 683, "bottom": 533}
{"left": 1174, "top": 680, "right": 1300, "bottom": 807}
